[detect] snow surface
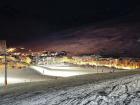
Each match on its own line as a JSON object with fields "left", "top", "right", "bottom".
{"left": 1, "top": 71, "right": 140, "bottom": 105}
{"left": 0, "top": 68, "right": 57, "bottom": 86}
{"left": 30, "top": 63, "right": 129, "bottom": 77}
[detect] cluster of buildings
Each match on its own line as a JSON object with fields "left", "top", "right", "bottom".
{"left": 3, "top": 48, "right": 140, "bottom": 70}
{"left": 7, "top": 48, "right": 67, "bottom": 56}
{"left": 6, "top": 47, "right": 67, "bottom": 64}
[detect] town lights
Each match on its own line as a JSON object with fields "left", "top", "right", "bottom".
{"left": 7, "top": 48, "right": 16, "bottom": 53}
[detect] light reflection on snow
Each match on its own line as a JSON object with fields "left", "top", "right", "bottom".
{"left": 30, "top": 66, "right": 90, "bottom": 77}
{"left": 0, "top": 77, "right": 28, "bottom": 85}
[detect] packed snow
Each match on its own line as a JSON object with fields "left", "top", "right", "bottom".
{"left": 0, "top": 71, "right": 140, "bottom": 105}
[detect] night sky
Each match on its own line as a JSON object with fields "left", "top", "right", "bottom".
{"left": 0, "top": 1, "right": 140, "bottom": 57}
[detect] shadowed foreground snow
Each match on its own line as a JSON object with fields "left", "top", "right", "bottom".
{"left": 1, "top": 73, "right": 140, "bottom": 105}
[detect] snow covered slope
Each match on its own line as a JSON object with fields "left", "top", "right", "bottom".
{"left": 1, "top": 72, "right": 140, "bottom": 105}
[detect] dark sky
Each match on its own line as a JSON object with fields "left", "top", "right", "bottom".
{"left": 0, "top": 1, "right": 140, "bottom": 56}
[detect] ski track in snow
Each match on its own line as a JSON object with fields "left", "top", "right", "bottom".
{"left": 1, "top": 75, "right": 140, "bottom": 105}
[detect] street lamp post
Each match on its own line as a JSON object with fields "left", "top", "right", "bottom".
{"left": 0, "top": 40, "right": 7, "bottom": 86}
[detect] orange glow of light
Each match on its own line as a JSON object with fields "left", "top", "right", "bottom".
{"left": 60, "top": 57, "right": 140, "bottom": 70}
{"left": 7, "top": 48, "right": 16, "bottom": 53}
